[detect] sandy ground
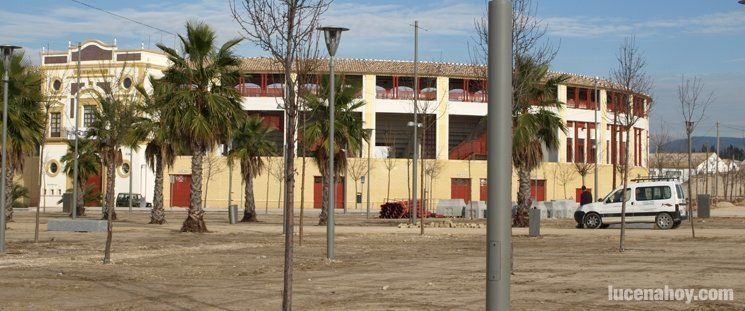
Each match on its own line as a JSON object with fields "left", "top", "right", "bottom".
{"left": 0, "top": 209, "right": 744, "bottom": 310}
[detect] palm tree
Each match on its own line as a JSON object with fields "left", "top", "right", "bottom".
{"left": 134, "top": 77, "right": 178, "bottom": 224}
{"left": 60, "top": 138, "right": 101, "bottom": 216}
{"left": 303, "top": 76, "right": 369, "bottom": 225}
{"left": 0, "top": 51, "right": 44, "bottom": 222}
{"left": 11, "top": 183, "right": 29, "bottom": 208}
{"left": 157, "top": 21, "right": 245, "bottom": 232}
{"left": 511, "top": 55, "right": 569, "bottom": 227}
{"left": 227, "top": 116, "right": 276, "bottom": 222}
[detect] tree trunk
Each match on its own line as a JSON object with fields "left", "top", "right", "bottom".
{"left": 241, "top": 171, "right": 257, "bottom": 222}
{"left": 73, "top": 180, "right": 85, "bottom": 216}
{"left": 619, "top": 129, "right": 632, "bottom": 252}
{"left": 103, "top": 160, "right": 116, "bottom": 264}
{"left": 299, "top": 154, "right": 307, "bottom": 245}
{"left": 318, "top": 172, "right": 329, "bottom": 225}
{"left": 182, "top": 144, "right": 207, "bottom": 232}
{"left": 100, "top": 161, "right": 118, "bottom": 220}
{"left": 386, "top": 167, "right": 391, "bottom": 201}
{"left": 149, "top": 152, "right": 166, "bottom": 224}
{"left": 513, "top": 167, "right": 531, "bottom": 227}
{"left": 4, "top": 164, "right": 14, "bottom": 222}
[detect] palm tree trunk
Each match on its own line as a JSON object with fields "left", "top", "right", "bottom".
{"left": 241, "top": 172, "right": 257, "bottom": 222}
{"left": 101, "top": 162, "right": 117, "bottom": 221}
{"left": 513, "top": 166, "right": 531, "bottom": 227}
{"left": 182, "top": 143, "right": 207, "bottom": 232}
{"left": 103, "top": 160, "right": 116, "bottom": 264}
{"left": 74, "top": 180, "right": 85, "bottom": 216}
{"left": 4, "top": 164, "right": 14, "bottom": 222}
{"left": 149, "top": 152, "right": 166, "bottom": 224}
{"left": 318, "top": 172, "right": 329, "bottom": 225}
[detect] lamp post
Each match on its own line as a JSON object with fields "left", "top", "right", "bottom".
{"left": 365, "top": 128, "right": 373, "bottom": 219}
{"left": 407, "top": 120, "right": 422, "bottom": 225}
{"left": 319, "top": 25, "right": 348, "bottom": 260}
{"left": 0, "top": 44, "right": 21, "bottom": 253}
{"left": 72, "top": 42, "right": 81, "bottom": 220}
{"left": 128, "top": 150, "right": 133, "bottom": 214}
{"left": 594, "top": 77, "right": 599, "bottom": 201}
{"left": 486, "top": 0, "right": 512, "bottom": 310}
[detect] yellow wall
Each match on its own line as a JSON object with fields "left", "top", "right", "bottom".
{"left": 161, "top": 155, "right": 648, "bottom": 210}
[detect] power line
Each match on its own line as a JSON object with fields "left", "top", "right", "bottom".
{"left": 69, "top": 0, "right": 176, "bottom": 36}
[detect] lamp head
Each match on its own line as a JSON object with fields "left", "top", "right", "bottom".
{"left": 0, "top": 45, "right": 21, "bottom": 58}
{"left": 318, "top": 26, "right": 349, "bottom": 57}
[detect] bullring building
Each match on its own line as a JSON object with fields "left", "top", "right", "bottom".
{"left": 21, "top": 40, "right": 650, "bottom": 211}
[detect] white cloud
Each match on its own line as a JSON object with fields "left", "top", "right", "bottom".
{"left": 542, "top": 10, "right": 745, "bottom": 38}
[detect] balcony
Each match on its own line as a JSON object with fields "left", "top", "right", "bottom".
{"left": 448, "top": 89, "right": 487, "bottom": 103}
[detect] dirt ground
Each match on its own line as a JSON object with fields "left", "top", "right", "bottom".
{"left": 1, "top": 209, "right": 744, "bottom": 310}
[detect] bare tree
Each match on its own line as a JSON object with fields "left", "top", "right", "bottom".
{"left": 678, "top": 75, "right": 713, "bottom": 238}
{"left": 610, "top": 36, "right": 654, "bottom": 252}
{"left": 424, "top": 158, "right": 445, "bottom": 211}
{"left": 202, "top": 152, "right": 226, "bottom": 209}
{"left": 382, "top": 130, "right": 397, "bottom": 201}
{"left": 347, "top": 157, "right": 367, "bottom": 211}
{"left": 554, "top": 164, "right": 575, "bottom": 199}
{"left": 573, "top": 162, "right": 595, "bottom": 187}
{"left": 649, "top": 119, "right": 672, "bottom": 174}
{"left": 230, "top": 1, "right": 331, "bottom": 307}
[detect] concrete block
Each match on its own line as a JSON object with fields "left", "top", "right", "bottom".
{"left": 464, "top": 201, "right": 487, "bottom": 219}
{"left": 47, "top": 219, "right": 108, "bottom": 232}
{"left": 436, "top": 199, "right": 467, "bottom": 217}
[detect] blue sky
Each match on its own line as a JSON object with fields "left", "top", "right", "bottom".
{"left": 2, "top": 0, "right": 745, "bottom": 139}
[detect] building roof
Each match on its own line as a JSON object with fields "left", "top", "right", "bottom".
{"left": 238, "top": 57, "right": 646, "bottom": 96}
{"left": 649, "top": 152, "right": 712, "bottom": 169}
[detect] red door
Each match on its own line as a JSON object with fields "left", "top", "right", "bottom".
{"left": 170, "top": 174, "right": 191, "bottom": 208}
{"left": 313, "top": 176, "right": 343, "bottom": 209}
{"left": 84, "top": 174, "right": 102, "bottom": 207}
{"left": 479, "top": 178, "right": 488, "bottom": 201}
{"left": 575, "top": 188, "right": 591, "bottom": 203}
{"left": 529, "top": 180, "right": 546, "bottom": 202}
{"left": 451, "top": 178, "right": 472, "bottom": 203}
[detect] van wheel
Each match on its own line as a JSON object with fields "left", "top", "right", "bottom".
{"left": 583, "top": 213, "right": 602, "bottom": 229}
{"left": 655, "top": 213, "right": 674, "bottom": 230}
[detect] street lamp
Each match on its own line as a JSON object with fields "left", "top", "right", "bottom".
{"left": 407, "top": 120, "right": 423, "bottom": 225}
{"left": 486, "top": 0, "right": 512, "bottom": 310}
{"left": 594, "top": 77, "right": 599, "bottom": 201}
{"left": 319, "top": 25, "right": 348, "bottom": 260}
{"left": 1, "top": 44, "right": 21, "bottom": 253}
{"left": 364, "top": 128, "right": 374, "bottom": 219}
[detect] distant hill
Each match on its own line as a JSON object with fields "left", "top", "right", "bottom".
{"left": 658, "top": 137, "right": 745, "bottom": 153}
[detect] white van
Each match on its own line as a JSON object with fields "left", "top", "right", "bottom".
{"left": 574, "top": 178, "right": 687, "bottom": 230}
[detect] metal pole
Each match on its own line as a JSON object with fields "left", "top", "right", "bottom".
{"left": 228, "top": 144, "right": 233, "bottom": 213}
{"left": 594, "top": 78, "right": 599, "bottom": 200}
{"left": 411, "top": 20, "right": 419, "bottom": 225}
{"left": 366, "top": 132, "right": 372, "bottom": 219}
{"left": 72, "top": 42, "right": 81, "bottom": 220}
{"left": 327, "top": 55, "right": 336, "bottom": 260}
{"left": 487, "top": 1, "right": 512, "bottom": 310}
{"left": 128, "top": 150, "right": 133, "bottom": 214}
{"left": 707, "top": 121, "right": 719, "bottom": 198}
{"left": 0, "top": 49, "right": 12, "bottom": 252}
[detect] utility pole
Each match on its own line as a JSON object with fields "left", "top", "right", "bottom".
{"left": 410, "top": 20, "right": 420, "bottom": 225}
{"left": 714, "top": 121, "right": 719, "bottom": 198}
{"left": 1, "top": 44, "right": 21, "bottom": 253}
{"left": 686, "top": 121, "right": 696, "bottom": 238}
{"left": 487, "top": 1, "right": 512, "bottom": 309}
{"left": 594, "top": 77, "right": 599, "bottom": 200}
{"left": 366, "top": 130, "right": 372, "bottom": 219}
{"left": 72, "top": 42, "right": 81, "bottom": 220}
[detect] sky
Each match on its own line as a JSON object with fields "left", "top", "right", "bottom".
{"left": 2, "top": 0, "right": 744, "bottom": 139}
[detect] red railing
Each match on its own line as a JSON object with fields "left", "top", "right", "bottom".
{"left": 448, "top": 89, "right": 487, "bottom": 102}
{"left": 449, "top": 135, "right": 487, "bottom": 160}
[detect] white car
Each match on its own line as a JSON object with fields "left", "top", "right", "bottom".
{"left": 574, "top": 178, "right": 687, "bottom": 230}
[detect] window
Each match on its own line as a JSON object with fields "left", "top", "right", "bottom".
{"left": 123, "top": 77, "right": 133, "bottom": 89}
{"left": 566, "top": 138, "right": 573, "bottom": 163}
{"left": 83, "top": 106, "right": 96, "bottom": 127}
{"left": 606, "top": 189, "right": 632, "bottom": 203}
{"left": 52, "top": 79, "right": 62, "bottom": 92}
{"left": 567, "top": 87, "right": 576, "bottom": 108}
{"left": 50, "top": 112, "right": 61, "bottom": 137}
{"left": 676, "top": 184, "right": 685, "bottom": 200}
{"left": 635, "top": 186, "right": 672, "bottom": 201}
